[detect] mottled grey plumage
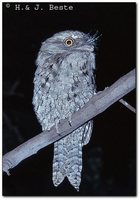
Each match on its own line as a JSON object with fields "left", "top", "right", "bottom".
{"left": 33, "top": 30, "right": 97, "bottom": 191}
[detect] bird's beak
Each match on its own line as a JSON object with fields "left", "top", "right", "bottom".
{"left": 76, "top": 45, "right": 94, "bottom": 52}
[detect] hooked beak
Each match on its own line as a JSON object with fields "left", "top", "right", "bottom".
{"left": 76, "top": 45, "right": 94, "bottom": 52}
{"left": 82, "top": 45, "right": 94, "bottom": 52}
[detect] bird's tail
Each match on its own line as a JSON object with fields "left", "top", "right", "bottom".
{"left": 52, "top": 121, "right": 93, "bottom": 191}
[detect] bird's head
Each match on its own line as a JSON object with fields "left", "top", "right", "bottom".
{"left": 40, "top": 30, "right": 98, "bottom": 55}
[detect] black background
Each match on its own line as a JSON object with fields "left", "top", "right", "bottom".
{"left": 3, "top": 2, "right": 136, "bottom": 196}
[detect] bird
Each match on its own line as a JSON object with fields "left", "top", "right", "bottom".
{"left": 32, "top": 30, "right": 97, "bottom": 191}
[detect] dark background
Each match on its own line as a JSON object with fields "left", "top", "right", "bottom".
{"left": 3, "top": 2, "right": 136, "bottom": 196}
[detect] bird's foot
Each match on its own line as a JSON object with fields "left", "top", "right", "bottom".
{"left": 55, "top": 119, "right": 60, "bottom": 134}
{"left": 68, "top": 115, "right": 72, "bottom": 126}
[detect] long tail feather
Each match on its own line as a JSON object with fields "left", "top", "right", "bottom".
{"left": 52, "top": 121, "right": 93, "bottom": 191}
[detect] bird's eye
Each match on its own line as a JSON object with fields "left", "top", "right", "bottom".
{"left": 64, "top": 38, "right": 74, "bottom": 47}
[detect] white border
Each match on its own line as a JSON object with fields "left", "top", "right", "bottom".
{"left": 0, "top": 0, "right": 2, "bottom": 199}
{"left": 1, "top": 0, "right": 138, "bottom": 2}
{"left": 1, "top": 1, "right": 138, "bottom": 199}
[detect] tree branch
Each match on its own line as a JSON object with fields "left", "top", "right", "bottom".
{"left": 3, "top": 69, "right": 136, "bottom": 175}
{"left": 119, "top": 98, "right": 136, "bottom": 113}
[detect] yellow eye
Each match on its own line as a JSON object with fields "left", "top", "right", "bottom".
{"left": 64, "top": 38, "right": 74, "bottom": 47}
